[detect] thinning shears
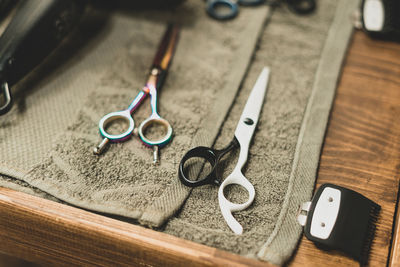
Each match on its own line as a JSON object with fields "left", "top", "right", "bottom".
{"left": 94, "top": 25, "right": 179, "bottom": 164}
{"left": 179, "top": 67, "right": 270, "bottom": 234}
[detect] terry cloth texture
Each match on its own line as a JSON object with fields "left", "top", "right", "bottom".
{"left": 0, "top": 1, "right": 270, "bottom": 226}
{"left": 0, "top": 0, "right": 359, "bottom": 265}
{"left": 163, "top": 0, "right": 359, "bottom": 265}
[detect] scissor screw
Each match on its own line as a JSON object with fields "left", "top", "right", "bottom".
{"left": 151, "top": 68, "right": 160, "bottom": 76}
{"left": 244, "top": 118, "right": 254, "bottom": 125}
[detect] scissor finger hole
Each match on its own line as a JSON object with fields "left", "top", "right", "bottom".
{"left": 223, "top": 184, "right": 250, "bottom": 205}
{"left": 104, "top": 117, "right": 131, "bottom": 135}
{"left": 206, "top": 0, "right": 238, "bottom": 20}
{"left": 99, "top": 111, "right": 135, "bottom": 141}
{"left": 142, "top": 121, "right": 168, "bottom": 140}
{"left": 182, "top": 156, "right": 214, "bottom": 182}
{"left": 139, "top": 118, "right": 173, "bottom": 147}
{"left": 212, "top": 3, "right": 234, "bottom": 16}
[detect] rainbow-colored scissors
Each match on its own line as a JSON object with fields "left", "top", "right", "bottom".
{"left": 94, "top": 24, "right": 179, "bottom": 164}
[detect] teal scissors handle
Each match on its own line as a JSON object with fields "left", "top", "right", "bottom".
{"left": 94, "top": 24, "right": 179, "bottom": 164}
{"left": 137, "top": 83, "right": 173, "bottom": 148}
{"left": 205, "top": 0, "right": 264, "bottom": 20}
{"left": 95, "top": 83, "right": 172, "bottom": 156}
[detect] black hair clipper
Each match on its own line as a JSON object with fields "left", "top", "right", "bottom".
{"left": 0, "top": 0, "right": 86, "bottom": 115}
{"left": 357, "top": 0, "right": 400, "bottom": 40}
{"left": 297, "top": 184, "right": 381, "bottom": 265}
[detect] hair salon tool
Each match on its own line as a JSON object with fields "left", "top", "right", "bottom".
{"left": 205, "top": 0, "right": 315, "bottom": 20}
{"left": 356, "top": 0, "right": 400, "bottom": 40}
{"left": 179, "top": 67, "right": 270, "bottom": 234}
{"left": 0, "top": 0, "right": 86, "bottom": 115}
{"left": 297, "top": 183, "right": 380, "bottom": 265}
{"left": 94, "top": 24, "right": 179, "bottom": 165}
{"left": 205, "top": 0, "right": 265, "bottom": 20}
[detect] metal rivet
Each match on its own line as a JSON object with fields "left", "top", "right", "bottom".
{"left": 244, "top": 118, "right": 254, "bottom": 125}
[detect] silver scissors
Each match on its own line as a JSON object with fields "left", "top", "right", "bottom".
{"left": 205, "top": 0, "right": 265, "bottom": 20}
{"left": 178, "top": 67, "right": 270, "bottom": 234}
{"left": 94, "top": 24, "right": 180, "bottom": 164}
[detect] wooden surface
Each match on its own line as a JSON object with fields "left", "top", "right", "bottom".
{"left": 391, "top": 202, "right": 400, "bottom": 267}
{"left": 1, "top": 31, "right": 400, "bottom": 267}
{"left": 0, "top": 187, "right": 269, "bottom": 267}
{"left": 290, "top": 31, "right": 400, "bottom": 266}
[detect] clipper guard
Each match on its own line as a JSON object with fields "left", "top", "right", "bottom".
{"left": 298, "top": 184, "right": 380, "bottom": 265}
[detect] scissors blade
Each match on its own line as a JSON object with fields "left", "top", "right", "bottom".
{"left": 234, "top": 67, "right": 270, "bottom": 147}
{"left": 152, "top": 24, "right": 180, "bottom": 71}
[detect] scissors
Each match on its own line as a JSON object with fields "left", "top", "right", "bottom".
{"left": 179, "top": 67, "right": 270, "bottom": 234}
{"left": 205, "top": 0, "right": 315, "bottom": 20}
{"left": 94, "top": 24, "right": 179, "bottom": 164}
{"left": 205, "top": 0, "right": 265, "bottom": 20}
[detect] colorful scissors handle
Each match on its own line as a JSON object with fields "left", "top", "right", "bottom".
{"left": 96, "top": 110, "right": 173, "bottom": 156}
{"left": 205, "top": 0, "right": 264, "bottom": 20}
{"left": 98, "top": 109, "right": 135, "bottom": 142}
{"left": 206, "top": 0, "right": 239, "bottom": 20}
{"left": 95, "top": 84, "right": 173, "bottom": 159}
{"left": 138, "top": 115, "right": 173, "bottom": 148}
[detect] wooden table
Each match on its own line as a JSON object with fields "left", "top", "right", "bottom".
{"left": 1, "top": 30, "right": 400, "bottom": 267}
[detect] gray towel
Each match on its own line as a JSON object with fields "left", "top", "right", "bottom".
{"left": 0, "top": 0, "right": 359, "bottom": 265}
{"left": 0, "top": 1, "right": 270, "bottom": 226}
{"left": 164, "top": 0, "right": 359, "bottom": 265}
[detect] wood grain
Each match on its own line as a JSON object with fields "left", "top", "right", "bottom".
{"left": 1, "top": 31, "right": 400, "bottom": 267}
{"left": 391, "top": 202, "right": 400, "bottom": 267}
{"left": 0, "top": 187, "right": 270, "bottom": 267}
{"left": 290, "top": 31, "right": 400, "bottom": 266}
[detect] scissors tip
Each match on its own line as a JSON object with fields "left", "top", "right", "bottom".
{"left": 261, "top": 66, "right": 270, "bottom": 77}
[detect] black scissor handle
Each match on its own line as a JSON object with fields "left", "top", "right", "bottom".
{"left": 179, "top": 146, "right": 220, "bottom": 187}
{"left": 178, "top": 138, "right": 239, "bottom": 187}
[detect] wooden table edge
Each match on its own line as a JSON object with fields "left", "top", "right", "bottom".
{"left": 0, "top": 187, "right": 273, "bottom": 267}
{"left": 390, "top": 189, "right": 400, "bottom": 267}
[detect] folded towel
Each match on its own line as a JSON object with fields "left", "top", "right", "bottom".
{"left": 0, "top": 0, "right": 270, "bottom": 226}
{"left": 164, "top": 0, "right": 360, "bottom": 265}
{"left": 0, "top": 0, "right": 359, "bottom": 265}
